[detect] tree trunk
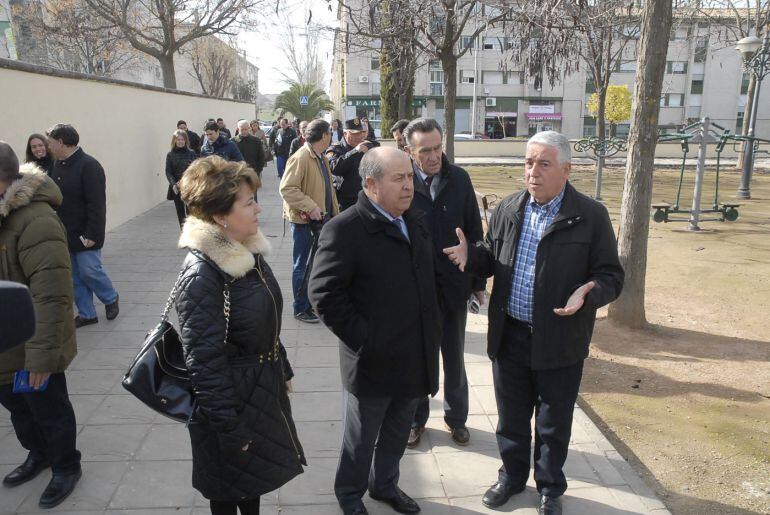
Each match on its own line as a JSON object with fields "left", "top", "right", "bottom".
{"left": 158, "top": 53, "right": 177, "bottom": 89}
{"left": 607, "top": 0, "right": 673, "bottom": 328}
{"left": 442, "top": 53, "right": 457, "bottom": 162}
{"left": 737, "top": 75, "right": 756, "bottom": 169}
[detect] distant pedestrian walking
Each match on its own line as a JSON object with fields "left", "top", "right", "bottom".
{"left": 201, "top": 121, "right": 244, "bottom": 162}
{"left": 46, "top": 123, "right": 119, "bottom": 328}
{"left": 165, "top": 129, "right": 196, "bottom": 228}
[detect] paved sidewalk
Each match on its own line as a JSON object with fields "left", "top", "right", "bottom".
{"left": 0, "top": 162, "right": 670, "bottom": 514}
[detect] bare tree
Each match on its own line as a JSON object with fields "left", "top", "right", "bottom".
{"left": 607, "top": 0, "right": 674, "bottom": 328}
{"left": 337, "top": 0, "right": 511, "bottom": 161}
{"left": 272, "top": 12, "right": 327, "bottom": 89}
{"left": 187, "top": 36, "right": 236, "bottom": 97}
{"left": 82, "top": 0, "right": 263, "bottom": 89}
{"left": 11, "top": 0, "right": 138, "bottom": 76}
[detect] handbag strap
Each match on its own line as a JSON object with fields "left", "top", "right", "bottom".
{"left": 161, "top": 269, "right": 232, "bottom": 346}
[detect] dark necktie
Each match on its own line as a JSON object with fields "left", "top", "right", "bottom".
{"left": 424, "top": 175, "right": 434, "bottom": 189}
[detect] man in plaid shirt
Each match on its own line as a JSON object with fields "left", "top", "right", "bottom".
{"left": 443, "top": 131, "right": 624, "bottom": 515}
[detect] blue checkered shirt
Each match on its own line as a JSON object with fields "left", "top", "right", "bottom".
{"left": 508, "top": 188, "right": 565, "bottom": 323}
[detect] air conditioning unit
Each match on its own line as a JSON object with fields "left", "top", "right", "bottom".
{"left": 486, "top": 97, "right": 497, "bottom": 107}
{"left": 358, "top": 75, "right": 369, "bottom": 83}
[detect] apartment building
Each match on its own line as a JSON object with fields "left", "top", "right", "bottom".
{"left": 330, "top": 10, "right": 768, "bottom": 140}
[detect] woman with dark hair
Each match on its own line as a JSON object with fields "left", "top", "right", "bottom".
{"left": 165, "top": 129, "right": 196, "bottom": 228}
{"left": 25, "top": 134, "right": 54, "bottom": 175}
{"left": 176, "top": 156, "right": 305, "bottom": 515}
{"left": 331, "top": 119, "right": 343, "bottom": 144}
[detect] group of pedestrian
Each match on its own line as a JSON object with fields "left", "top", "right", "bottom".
{"left": 1, "top": 109, "right": 624, "bottom": 515}
{"left": 0, "top": 122, "right": 121, "bottom": 510}
{"left": 165, "top": 117, "right": 268, "bottom": 227}
{"left": 274, "top": 115, "right": 624, "bottom": 515}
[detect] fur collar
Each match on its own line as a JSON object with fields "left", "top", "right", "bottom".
{"left": 178, "top": 216, "right": 271, "bottom": 278}
{"left": 0, "top": 163, "right": 52, "bottom": 218}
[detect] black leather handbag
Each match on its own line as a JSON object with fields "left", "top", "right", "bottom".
{"left": 122, "top": 272, "right": 230, "bottom": 423}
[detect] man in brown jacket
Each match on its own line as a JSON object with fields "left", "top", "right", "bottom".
{"left": 279, "top": 119, "right": 339, "bottom": 323}
{"left": 0, "top": 142, "right": 81, "bottom": 509}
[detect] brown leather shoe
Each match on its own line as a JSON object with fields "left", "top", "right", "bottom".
{"left": 447, "top": 424, "right": 470, "bottom": 446}
{"left": 406, "top": 426, "right": 425, "bottom": 448}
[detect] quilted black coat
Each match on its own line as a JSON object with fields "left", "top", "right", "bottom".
{"left": 175, "top": 230, "right": 306, "bottom": 501}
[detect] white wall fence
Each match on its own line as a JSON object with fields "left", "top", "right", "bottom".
{"left": 0, "top": 59, "right": 255, "bottom": 232}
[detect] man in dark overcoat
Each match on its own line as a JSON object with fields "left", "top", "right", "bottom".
{"left": 402, "top": 118, "right": 485, "bottom": 448}
{"left": 309, "top": 147, "right": 441, "bottom": 515}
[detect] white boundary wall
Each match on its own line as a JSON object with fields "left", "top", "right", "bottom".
{"left": 0, "top": 61, "right": 255, "bottom": 232}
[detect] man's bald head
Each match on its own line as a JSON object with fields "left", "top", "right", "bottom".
{"left": 360, "top": 147, "right": 410, "bottom": 187}
{"left": 361, "top": 147, "right": 414, "bottom": 218}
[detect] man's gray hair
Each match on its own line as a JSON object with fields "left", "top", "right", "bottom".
{"left": 359, "top": 150, "right": 384, "bottom": 188}
{"left": 403, "top": 118, "right": 443, "bottom": 147}
{"left": 236, "top": 119, "right": 250, "bottom": 130}
{"left": 527, "top": 131, "right": 571, "bottom": 165}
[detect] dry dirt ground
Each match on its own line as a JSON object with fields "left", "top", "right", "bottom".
{"left": 466, "top": 164, "right": 770, "bottom": 515}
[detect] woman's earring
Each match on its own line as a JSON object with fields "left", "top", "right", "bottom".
{"left": 223, "top": 223, "right": 228, "bottom": 229}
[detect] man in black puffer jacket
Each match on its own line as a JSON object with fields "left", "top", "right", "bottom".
{"left": 47, "top": 124, "right": 119, "bottom": 329}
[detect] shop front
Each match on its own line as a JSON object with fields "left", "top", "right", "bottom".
{"left": 484, "top": 111, "right": 517, "bottom": 139}
{"left": 526, "top": 105, "right": 562, "bottom": 135}
{"left": 344, "top": 97, "right": 427, "bottom": 137}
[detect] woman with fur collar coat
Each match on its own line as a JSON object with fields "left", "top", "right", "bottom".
{"left": 175, "top": 157, "right": 305, "bottom": 515}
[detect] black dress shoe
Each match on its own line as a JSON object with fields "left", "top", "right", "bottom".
{"left": 481, "top": 481, "right": 525, "bottom": 508}
{"left": 406, "top": 426, "right": 425, "bottom": 448}
{"left": 447, "top": 424, "right": 470, "bottom": 446}
{"left": 369, "top": 487, "right": 420, "bottom": 513}
{"left": 105, "top": 294, "right": 120, "bottom": 320}
{"left": 74, "top": 316, "right": 98, "bottom": 328}
{"left": 341, "top": 504, "right": 368, "bottom": 515}
{"left": 39, "top": 469, "right": 81, "bottom": 509}
{"left": 2, "top": 456, "right": 50, "bottom": 487}
{"left": 539, "top": 494, "right": 563, "bottom": 515}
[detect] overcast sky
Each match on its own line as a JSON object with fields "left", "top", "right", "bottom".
{"left": 238, "top": 0, "right": 338, "bottom": 95}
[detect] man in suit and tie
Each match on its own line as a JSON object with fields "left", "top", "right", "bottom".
{"left": 309, "top": 147, "right": 441, "bottom": 515}
{"left": 443, "top": 131, "right": 624, "bottom": 515}
{"left": 403, "top": 118, "right": 485, "bottom": 448}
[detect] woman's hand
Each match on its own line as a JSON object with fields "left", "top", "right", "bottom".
{"left": 286, "top": 380, "right": 293, "bottom": 393}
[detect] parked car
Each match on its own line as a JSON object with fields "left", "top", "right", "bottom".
{"left": 454, "top": 132, "right": 490, "bottom": 140}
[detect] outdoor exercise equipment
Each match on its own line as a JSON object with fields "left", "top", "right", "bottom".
{"left": 573, "top": 136, "right": 628, "bottom": 200}
{"left": 651, "top": 117, "right": 754, "bottom": 230}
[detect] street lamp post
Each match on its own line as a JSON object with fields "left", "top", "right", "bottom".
{"left": 735, "top": 33, "right": 770, "bottom": 200}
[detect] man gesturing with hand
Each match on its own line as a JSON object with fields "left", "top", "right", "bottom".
{"left": 443, "top": 131, "right": 623, "bottom": 515}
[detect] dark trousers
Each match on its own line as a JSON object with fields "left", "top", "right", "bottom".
{"left": 335, "top": 390, "right": 419, "bottom": 510}
{"left": 209, "top": 498, "right": 260, "bottom": 515}
{"left": 0, "top": 372, "right": 81, "bottom": 474}
{"left": 492, "top": 318, "right": 583, "bottom": 497}
{"left": 413, "top": 304, "right": 469, "bottom": 429}
{"left": 290, "top": 223, "right": 312, "bottom": 315}
{"left": 172, "top": 193, "right": 187, "bottom": 228}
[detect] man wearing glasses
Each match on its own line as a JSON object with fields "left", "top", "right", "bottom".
{"left": 403, "top": 118, "right": 485, "bottom": 449}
